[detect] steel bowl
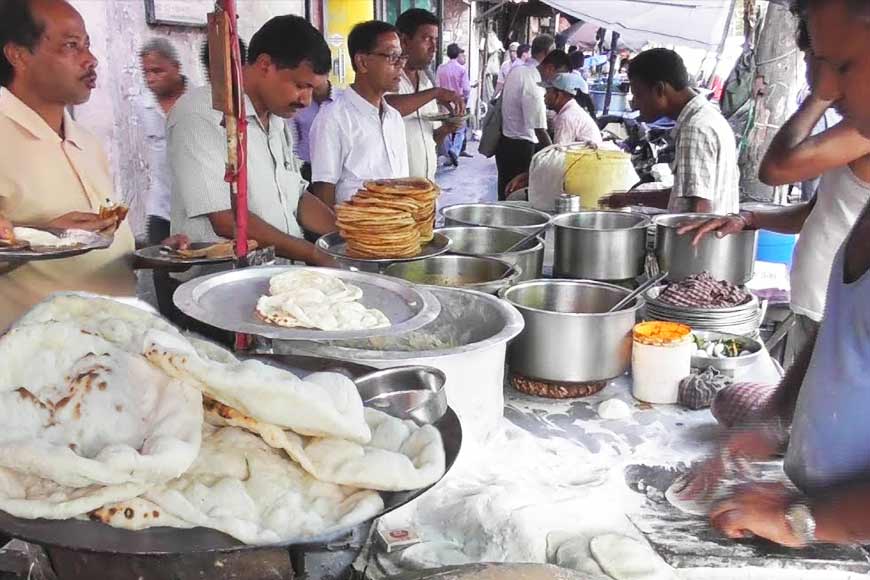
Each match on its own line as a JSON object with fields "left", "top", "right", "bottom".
{"left": 440, "top": 203, "right": 552, "bottom": 235}
{"left": 384, "top": 254, "right": 521, "bottom": 295}
{"left": 553, "top": 211, "right": 650, "bottom": 281}
{"left": 501, "top": 279, "right": 644, "bottom": 383}
{"left": 690, "top": 330, "right": 764, "bottom": 373}
{"left": 654, "top": 213, "right": 759, "bottom": 285}
{"left": 436, "top": 226, "right": 544, "bottom": 281}
{"left": 354, "top": 365, "right": 448, "bottom": 425}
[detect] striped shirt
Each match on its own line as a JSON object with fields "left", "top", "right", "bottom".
{"left": 168, "top": 85, "right": 304, "bottom": 244}
{"left": 669, "top": 95, "right": 740, "bottom": 215}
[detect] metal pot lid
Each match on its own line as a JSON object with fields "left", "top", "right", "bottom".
{"left": 173, "top": 265, "right": 441, "bottom": 341}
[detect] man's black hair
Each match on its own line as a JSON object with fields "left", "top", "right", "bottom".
{"left": 446, "top": 43, "right": 462, "bottom": 60}
{"left": 248, "top": 15, "right": 331, "bottom": 75}
{"left": 569, "top": 50, "right": 585, "bottom": 70}
{"left": 628, "top": 48, "right": 689, "bottom": 91}
{"left": 530, "top": 34, "right": 554, "bottom": 59}
{"left": 541, "top": 49, "right": 571, "bottom": 72}
{"left": 0, "top": 0, "right": 45, "bottom": 87}
{"left": 395, "top": 8, "right": 438, "bottom": 38}
{"left": 517, "top": 44, "right": 531, "bottom": 59}
{"left": 200, "top": 38, "right": 248, "bottom": 82}
{"left": 348, "top": 20, "right": 397, "bottom": 72}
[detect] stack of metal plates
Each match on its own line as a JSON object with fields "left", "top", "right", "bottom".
{"left": 644, "top": 286, "right": 762, "bottom": 337}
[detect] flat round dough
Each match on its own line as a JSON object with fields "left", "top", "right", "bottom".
{"left": 589, "top": 534, "right": 674, "bottom": 580}
{"left": 403, "top": 563, "right": 600, "bottom": 580}
{"left": 598, "top": 399, "right": 632, "bottom": 420}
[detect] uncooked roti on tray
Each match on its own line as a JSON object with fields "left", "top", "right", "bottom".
{"left": 0, "top": 293, "right": 445, "bottom": 544}
{"left": 256, "top": 269, "right": 390, "bottom": 331}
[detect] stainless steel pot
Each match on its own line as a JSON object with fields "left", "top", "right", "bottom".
{"left": 384, "top": 254, "right": 521, "bottom": 295}
{"left": 501, "top": 279, "right": 643, "bottom": 383}
{"left": 435, "top": 226, "right": 544, "bottom": 281}
{"left": 553, "top": 211, "right": 650, "bottom": 281}
{"left": 440, "top": 203, "right": 552, "bottom": 235}
{"left": 654, "top": 213, "right": 758, "bottom": 284}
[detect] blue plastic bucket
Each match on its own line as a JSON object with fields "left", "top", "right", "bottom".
{"left": 757, "top": 230, "right": 797, "bottom": 268}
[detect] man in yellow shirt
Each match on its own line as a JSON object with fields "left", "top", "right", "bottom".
{"left": 0, "top": 0, "right": 146, "bottom": 329}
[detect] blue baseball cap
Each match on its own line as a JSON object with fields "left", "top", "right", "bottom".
{"left": 540, "top": 72, "right": 588, "bottom": 95}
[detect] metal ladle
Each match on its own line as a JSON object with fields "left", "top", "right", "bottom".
{"left": 501, "top": 222, "right": 553, "bottom": 254}
{"left": 608, "top": 271, "right": 669, "bottom": 312}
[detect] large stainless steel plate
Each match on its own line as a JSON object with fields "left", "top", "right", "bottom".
{"left": 316, "top": 232, "right": 452, "bottom": 265}
{"left": 0, "top": 228, "right": 111, "bottom": 262}
{"left": 173, "top": 265, "right": 441, "bottom": 341}
{"left": 134, "top": 242, "right": 235, "bottom": 267}
{"left": 0, "top": 354, "right": 462, "bottom": 555}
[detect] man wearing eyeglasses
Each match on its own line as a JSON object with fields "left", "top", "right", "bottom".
{"left": 309, "top": 21, "right": 409, "bottom": 207}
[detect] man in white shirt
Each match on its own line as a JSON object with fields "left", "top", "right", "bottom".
{"left": 496, "top": 36, "right": 570, "bottom": 199}
{"left": 137, "top": 38, "right": 186, "bottom": 318}
{"left": 310, "top": 21, "right": 409, "bottom": 206}
{"left": 503, "top": 72, "right": 604, "bottom": 195}
{"left": 495, "top": 41, "right": 519, "bottom": 94}
{"left": 384, "top": 9, "right": 464, "bottom": 182}
{"left": 169, "top": 15, "right": 335, "bottom": 269}
{"left": 603, "top": 48, "right": 740, "bottom": 214}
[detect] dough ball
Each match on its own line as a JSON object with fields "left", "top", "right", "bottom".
{"left": 589, "top": 534, "right": 674, "bottom": 580}
{"left": 598, "top": 399, "right": 631, "bottom": 420}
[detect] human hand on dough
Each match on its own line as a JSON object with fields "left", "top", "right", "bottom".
{"left": 710, "top": 482, "right": 804, "bottom": 547}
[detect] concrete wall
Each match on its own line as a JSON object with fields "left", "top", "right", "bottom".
{"left": 69, "top": 0, "right": 304, "bottom": 240}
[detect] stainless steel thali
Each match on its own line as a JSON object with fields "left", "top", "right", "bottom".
{"left": 316, "top": 232, "right": 452, "bottom": 266}
{"left": 173, "top": 265, "right": 441, "bottom": 341}
{"left": 0, "top": 354, "right": 462, "bottom": 555}
{"left": 0, "top": 228, "right": 112, "bottom": 262}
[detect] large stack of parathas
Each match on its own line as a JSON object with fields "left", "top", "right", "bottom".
{"left": 0, "top": 293, "right": 446, "bottom": 545}
{"left": 335, "top": 178, "right": 439, "bottom": 259}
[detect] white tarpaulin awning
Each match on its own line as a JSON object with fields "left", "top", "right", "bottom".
{"left": 542, "top": 0, "right": 735, "bottom": 50}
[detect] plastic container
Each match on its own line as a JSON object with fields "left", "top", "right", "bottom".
{"left": 757, "top": 230, "right": 797, "bottom": 268}
{"left": 631, "top": 321, "right": 693, "bottom": 404}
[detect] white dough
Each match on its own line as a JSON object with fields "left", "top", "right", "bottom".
{"left": 597, "top": 399, "right": 632, "bottom": 420}
{"left": 589, "top": 534, "right": 675, "bottom": 580}
{"left": 12, "top": 227, "right": 76, "bottom": 247}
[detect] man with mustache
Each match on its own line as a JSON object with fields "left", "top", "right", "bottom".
{"left": 0, "top": 0, "right": 138, "bottom": 329}
{"left": 168, "top": 15, "right": 335, "bottom": 268}
{"left": 309, "top": 21, "right": 409, "bottom": 207}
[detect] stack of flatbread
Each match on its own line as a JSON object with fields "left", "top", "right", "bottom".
{"left": 0, "top": 293, "right": 445, "bottom": 545}
{"left": 335, "top": 178, "right": 439, "bottom": 259}
{"left": 255, "top": 269, "right": 390, "bottom": 331}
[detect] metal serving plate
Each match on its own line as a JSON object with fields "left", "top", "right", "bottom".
{"left": 173, "top": 265, "right": 441, "bottom": 341}
{"left": 134, "top": 242, "right": 236, "bottom": 267}
{"left": 0, "top": 228, "right": 111, "bottom": 262}
{"left": 316, "top": 232, "right": 452, "bottom": 265}
{"left": 691, "top": 330, "right": 764, "bottom": 373}
{"left": 0, "top": 354, "right": 462, "bottom": 555}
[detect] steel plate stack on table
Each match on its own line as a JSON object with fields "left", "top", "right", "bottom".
{"left": 645, "top": 283, "right": 762, "bottom": 337}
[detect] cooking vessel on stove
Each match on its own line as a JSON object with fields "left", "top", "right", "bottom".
{"left": 384, "top": 254, "right": 521, "bottom": 295}
{"left": 436, "top": 226, "right": 544, "bottom": 281}
{"left": 654, "top": 213, "right": 758, "bottom": 284}
{"left": 501, "top": 279, "right": 643, "bottom": 383}
{"left": 440, "top": 203, "right": 552, "bottom": 235}
{"left": 553, "top": 211, "right": 650, "bottom": 281}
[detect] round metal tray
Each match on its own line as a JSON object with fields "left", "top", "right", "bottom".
{"left": 0, "top": 354, "right": 462, "bottom": 555}
{"left": 0, "top": 228, "right": 112, "bottom": 262}
{"left": 134, "top": 242, "right": 235, "bottom": 268}
{"left": 173, "top": 265, "right": 441, "bottom": 341}
{"left": 316, "top": 232, "right": 452, "bottom": 265}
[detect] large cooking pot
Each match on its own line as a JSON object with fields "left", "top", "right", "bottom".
{"left": 274, "top": 287, "right": 525, "bottom": 443}
{"left": 501, "top": 279, "right": 643, "bottom": 383}
{"left": 384, "top": 254, "right": 521, "bottom": 295}
{"left": 654, "top": 213, "right": 758, "bottom": 284}
{"left": 440, "top": 203, "right": 551, "bottom": 235}
{"left": 436, "top": 226, "right": 544, "bottom": 281}
{"left": 553, "top": 211, "right": 650, "bottom": 281}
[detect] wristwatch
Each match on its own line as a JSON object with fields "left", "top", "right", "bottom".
{"left": 785, "top": 502, "right": 817, "bottom": 547}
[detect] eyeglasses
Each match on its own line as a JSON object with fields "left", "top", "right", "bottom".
{"left": 367, "top": 52, "right": 409, "bottom": 66}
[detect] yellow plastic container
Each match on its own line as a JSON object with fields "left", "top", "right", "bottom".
{"left": 562, "top": 148, "right": 639, "bottom": 209}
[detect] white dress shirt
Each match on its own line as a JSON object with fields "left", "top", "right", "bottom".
{"left": 501, "top": 60, "right": 547, "bottom": 143}
{"left": 553, "top": 99, "right": 603, "bottom": 146}
{"left": 397, "top": 70, "right": 439, "bottom": 181}
{"left": 310, "top": 86, "right": 409, "bottom": 204}
{"left": 137, "top": 91, "right": 171, "bottom": 220}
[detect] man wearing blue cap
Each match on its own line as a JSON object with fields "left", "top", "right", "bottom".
{"left": 505, "top": 72, "right": 602, "bottom": 194}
